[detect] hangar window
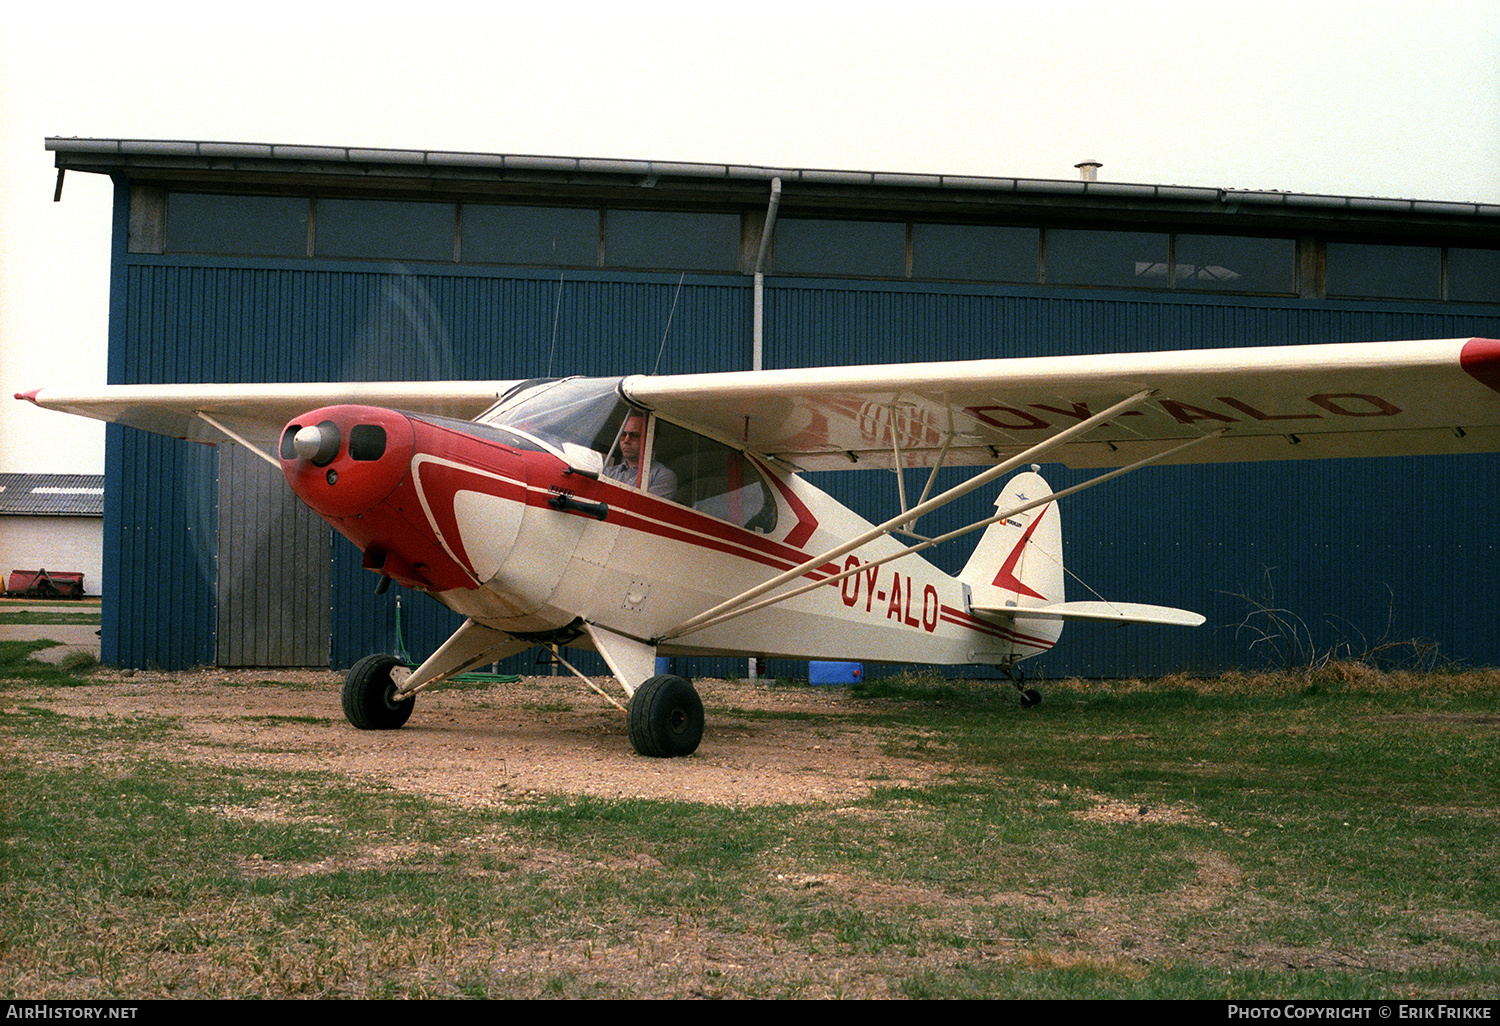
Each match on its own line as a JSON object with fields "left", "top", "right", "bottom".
{"left": 463, "top": 204, "right": 600, "bottom": 267}
{"left": 911, "top": 224, "right": 1039, "bottom": 282}
{"left": 774, "top": 219, "right": 907, "bottom": 278}
{"left": 140, "top": 189, "right": 1484, "bottom": 305}
{"left": 1448, "top": 248, "right": 1500, "bottom": 303}
{"left": 1327, "top": 242, "right": 1442, "bottom": 300}
{"left": 605, "top": 210, "right": 741, "bottom": 272}
{"left": 1044, "top": 229, "right": 1171, "bottom": 288}
{"left": 166, "top": 193, "right": 309, "bottom": 257}
{"left": 315, "top": 199, "right": 456, "bottom": 262}
{"left": 1173, "top": 234, "right": 1295, "bottom": 293}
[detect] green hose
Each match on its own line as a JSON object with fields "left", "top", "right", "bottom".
{"left": 394, "top": 596, "right": 522, "bottom": 683}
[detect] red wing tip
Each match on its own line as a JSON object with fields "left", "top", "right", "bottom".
{"left": 1460, "top": 339, "right": 1500, "bottom": 395}
{"left": 15, "top": 389, "right": 40, "bottom": 404}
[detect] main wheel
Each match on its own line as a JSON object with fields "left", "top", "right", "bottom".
{"left": 627, "top": 674, "right": 704, "bottom": 757}
{"left": 343, "top": 653, "right": 415, "bottom": 730}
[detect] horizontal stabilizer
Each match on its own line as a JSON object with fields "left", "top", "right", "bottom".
{"left": 972, "top": 600, "right": 1205, "bottom": 627}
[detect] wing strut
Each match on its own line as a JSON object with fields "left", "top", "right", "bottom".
{"left": 888, "top": 402, "right": 955, "bottom": 542}
{"left": 661, "top": 427, "right": 1225, "bottom": 641}
{"left": 194, "top": 412, "right": 282, "bottom": 468}
{"left": 658, "top": 390, "right": 1157, "bottom": 643}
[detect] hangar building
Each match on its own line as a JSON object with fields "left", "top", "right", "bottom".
{"left": 0, "top": 473, "right": 105, "bottom": 596}
{"left": 43, "top": 138, "right": 1500, "bottom": 676}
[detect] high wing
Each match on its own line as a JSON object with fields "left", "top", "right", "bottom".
{"left": 17, "top": 381, "right": 523, "bottom": 453}
{"left": 19, "top": 339, "right": 1500, "bottom": 472}
{"left": 624, "top": 338, "right": 1500, "bottom": 470}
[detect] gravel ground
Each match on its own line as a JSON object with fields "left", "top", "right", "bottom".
{"left": 8, "top": 665, "right": 947, "bottom": 807}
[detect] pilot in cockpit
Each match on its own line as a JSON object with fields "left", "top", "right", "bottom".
{"left": 603, "top": 413, "right": 678, "bottom": 497}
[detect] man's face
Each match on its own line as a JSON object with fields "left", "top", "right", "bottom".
{"left": 619, "top": 416, "right": 644, "bottom": 465}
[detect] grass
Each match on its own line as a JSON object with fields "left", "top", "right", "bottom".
{"left": 0, "top": 610, "right": 101, "bottom": 625}
{"left": 2, "top": 646, "right": 1498, "bottom": 999}
{"left": 0, "top": 640, "right": 99, "bottom": 683}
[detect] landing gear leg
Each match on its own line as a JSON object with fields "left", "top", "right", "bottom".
{"left": 1001, "top": 663, "right": 1042, "bottom": 708}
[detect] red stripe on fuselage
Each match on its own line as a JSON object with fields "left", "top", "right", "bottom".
{"left": 411, "top": 457, "right": 530, "bottom": 573}
{"left": 751, "top": 454, "right": 819, "bottom": 547}
{"left": 405, "top": 419, "right": 844, "bottom": 587}
{"left": 940, "top": 604, "right": 1057, "bottom": 650}
{"left": 602, "top": 480, "right": 841, "bottom": 578}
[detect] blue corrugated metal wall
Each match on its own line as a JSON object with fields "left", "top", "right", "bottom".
{"left": 105, "top": 246, "right": 1500, "bottom": 675}
{"left": 764, "top": 280, "right": 1500, "bottom": 676}
{"left": 101, "top": 426, "right": 218, "bottom": 669}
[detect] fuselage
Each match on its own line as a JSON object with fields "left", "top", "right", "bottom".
{"left": 279, "top": 400, "right": 1056, "bottom": 668}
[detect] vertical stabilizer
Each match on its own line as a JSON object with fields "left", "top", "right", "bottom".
{"left": 959, "top": 469, "right": 1063, "bottom": 610}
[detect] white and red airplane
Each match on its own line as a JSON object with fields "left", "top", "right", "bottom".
{"left": 19, "top": 337, "right": 1500, "bottom": 756}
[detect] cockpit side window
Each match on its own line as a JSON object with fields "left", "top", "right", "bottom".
{"left": 485, "top": 383, "right": 779, "bottom": 532}
{"left": 601, "top": 409, "right": 678, "bottom": 496}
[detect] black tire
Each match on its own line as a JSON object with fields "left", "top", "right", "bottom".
{"left": 627, "top": 674, "right": 704, "bottom": 757}
{"left": 343, "top": 653, "right": 415, "bottom": 730}
{"left": 1020, "top": 688, "right": 1042, "bottom": 708}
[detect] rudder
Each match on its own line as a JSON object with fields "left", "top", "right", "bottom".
{"left": 959, "top": 469, "right": 1063, "bottom": 609}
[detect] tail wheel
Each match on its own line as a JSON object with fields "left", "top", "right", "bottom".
{"left": 343, "top": 653, "right": 415, "bottom": 730}
{"left": 1001, "top": 663, "right": 1043, "bottom": 708}
{"left": 628, "top": 674, "right": 704, "bottom": 757}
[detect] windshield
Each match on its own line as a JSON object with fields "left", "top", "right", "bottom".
{"left": 478, "top": 377, "right": 631, "bottom": 456}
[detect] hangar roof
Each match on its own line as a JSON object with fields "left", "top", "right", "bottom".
{"left": 45, "top": 137, "right": 1500, "bottom": 242}
{"left": 0, "top": 474, "right": 105, "bottom": 517}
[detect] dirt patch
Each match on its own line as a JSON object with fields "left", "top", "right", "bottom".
{"left": 1073, "top": 797, "right": 1200, "bottom": 826}
{"left": 3, "top": 667, "right": 946, "bottom": 807}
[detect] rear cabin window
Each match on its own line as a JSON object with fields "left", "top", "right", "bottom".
{"left": 649, "top": 419, "right": 779, "bottom": 534}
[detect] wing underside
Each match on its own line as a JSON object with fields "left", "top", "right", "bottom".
{"left": 624, "top": 338, "right": 1500, "bottom": 470}
{"left": 18, "top": 381, "right": 523, "bottom": 452}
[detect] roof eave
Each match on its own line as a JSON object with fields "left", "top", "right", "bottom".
{"left": 45, "top": 137, "right": 1500, "bottom": 236}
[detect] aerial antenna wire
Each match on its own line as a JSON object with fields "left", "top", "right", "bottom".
{"left": 652, "top": 273, "right": 686, "bottom": 375}
{"left": 546, "top": 272, "right": 565, "bottom": 377}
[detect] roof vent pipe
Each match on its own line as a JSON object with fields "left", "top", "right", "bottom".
{"left": 1075, "top": 160, "right": 1102, "bottom": 182}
